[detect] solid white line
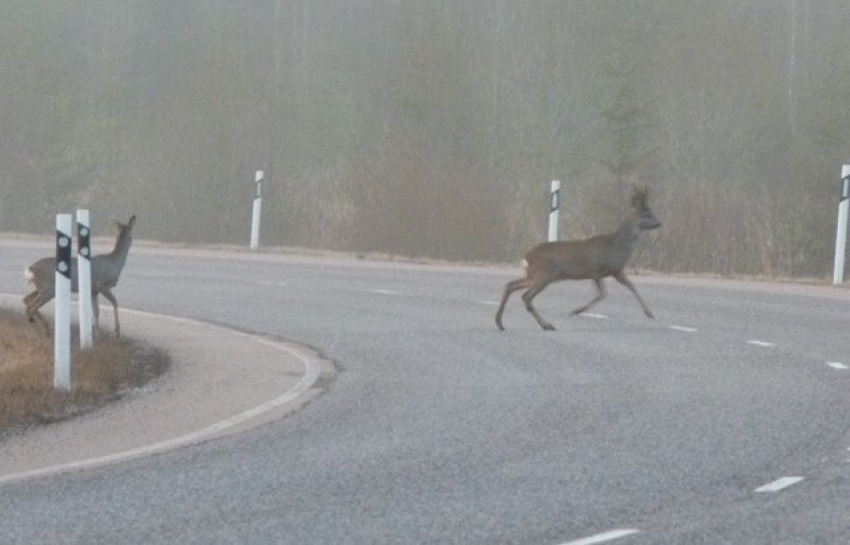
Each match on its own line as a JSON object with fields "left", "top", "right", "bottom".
{"left": 669, "top": 325, "right": 698, "bottom": 332}
{"left": 559, "top": 529, "right": 640, "bottom": 545}
{"left": 755, "top": 476, "right": 804, "bottom": 493}
{"left": 0, "top": 309, "right": 322, "bottom": 486}
{"left": 747, "top": 340, "right": 776, "bottom": 348}
{"left": 826, "top": 362, "right": 848, "bottom": 370}
{"left": 369, "top": 289, "right": 400, "bottom": 295}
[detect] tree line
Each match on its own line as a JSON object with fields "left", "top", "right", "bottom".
{"left": 1, "top": 0, "right": 849, "bottom": 278}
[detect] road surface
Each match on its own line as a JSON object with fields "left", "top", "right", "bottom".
{"left": 1, "top": 241, "right": 849, "bottom": 544}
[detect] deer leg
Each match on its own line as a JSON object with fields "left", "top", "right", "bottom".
{"left": 30, "top": 311, "right": 51, "bottom": 337}
{"left": 495, "top": 277, "right": 532, "bottom": 331}
{"left": 613, "top": 271, "right": 654, "bottom": 318}
{"left": 25, "top": 291, "right": 53, "bottom": 337}
{"left": 570, "top": 278, "right": 606, "bottom": 316}
{"left": 521, "top": 278, "right": 556, "bottom": 331}
{"left": 23, "top": 290, "right": 39, "bottom": 307}
{"left": 100, "top": 289, "right": 121, "bottom": 337}
{"left": 91, "top": 293, "right": 101, "bottom": 334}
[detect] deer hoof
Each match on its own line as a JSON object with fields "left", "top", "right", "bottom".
{"left": 542, "top": 323, "right": 556, "bottom": 331}
{"left": 645, "top": 311, "right": 655, "bottom": 319}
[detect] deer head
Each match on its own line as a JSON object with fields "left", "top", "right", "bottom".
{"left": 630, "top": 185, "right": 661, "bottom": 231}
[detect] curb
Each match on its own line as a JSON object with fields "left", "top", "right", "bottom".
{"left": 0, "top": 295, "right": 334, "bottom": 485}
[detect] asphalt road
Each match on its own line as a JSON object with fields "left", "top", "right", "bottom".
{"left": 1, "top": 241, "right": 849, "bottom": 544}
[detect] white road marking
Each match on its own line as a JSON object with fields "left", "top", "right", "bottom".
{"left": 479, "top": 300, "right": 500, "bottom": 306}
{"left": 559, "top": 528, "right": 640, "bottom": 545}
{"left": 134, "top": 272, "right": 177, "bottom": 279}
{"left": 755, "top": 476, "right": 804, "bottom": 493}
{"left": 826, "top": 362, "right": 848, "bottom": 370}
{"left": 669, "top": 325, "right": 698, "bottom": 332}
{"left": 369, "top": 289, "right": 400, "bottom": 295}
{"left": 257, "top": 280, "right": 287, "bottom": 287}
{"left": 747, "top": 340, "right": 776, "bottom": 348}
{"left": 582, "top": 313, "right": 609, "bottom": 320}
{"left": 0, "top": 309, "right": 323, "bottom": 486}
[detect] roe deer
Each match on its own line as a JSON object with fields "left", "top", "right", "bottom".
{"left": 495, "top": 187, "right": 660, "bottom": 331}
{"left": 24, "top": 215, "right": 137, "bottom": 337}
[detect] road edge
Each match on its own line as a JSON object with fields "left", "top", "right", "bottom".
{"left": 0, "top": 298, "right": 334, "bottom": 486}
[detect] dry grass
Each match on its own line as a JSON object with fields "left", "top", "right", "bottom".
{"left": 0, "top": 307, "right": 169, "bottom": 436}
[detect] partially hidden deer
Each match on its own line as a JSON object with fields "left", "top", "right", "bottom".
{"left": 495, "top": 187, "right": 660, "bottom": 331}
{"left": 24, "top": 215, "right": 137, "bottom": 337}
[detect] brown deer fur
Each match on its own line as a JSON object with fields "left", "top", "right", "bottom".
{"left": 495, "top": 188, "right": 660, "bottom": 331}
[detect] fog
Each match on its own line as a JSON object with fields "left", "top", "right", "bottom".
{"left": 1, "top": 0, "right": 848, "bottom": 277}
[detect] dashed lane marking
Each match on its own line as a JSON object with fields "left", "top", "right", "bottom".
{"left": 368, "top": 289, "right": 400, "bottom": 295}
{"left": 581, "top": 313, "right": 609, "bottom": 320}
{"left": 755, "top": 476, "right": 804, "bottom": 493}
{"left": 257, "top": 281, "right": 287, "bottom": 287}
{"left": 747, "top": 340, "right": 776, "bottom": 348}
{"left": 559, "top": 529, "right": 640, "bottom": 545}
{"left": 669, "top": 325, "right": 698, "bottom": 332}
{"left": 826, "top": 362, "right": 848, "bottom": 370}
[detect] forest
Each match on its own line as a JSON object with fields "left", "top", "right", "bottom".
{"left": 1, "top": 0, "right": 849, "bottom": 278}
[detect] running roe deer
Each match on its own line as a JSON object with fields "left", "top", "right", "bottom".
{"left": 24, "top": 215, "right": 136, "bottom": 337}
{"left": 495, "top": 187, "right": 660, "bottom": 331}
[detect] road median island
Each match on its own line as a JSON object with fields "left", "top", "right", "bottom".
{"left": 0, "top": 294, "right": 333, "bottom": 484}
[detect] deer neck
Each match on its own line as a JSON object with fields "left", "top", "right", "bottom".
{"left": 610, "top": 217, "right": 642, "bottom": 258}
{"left": 109, "top": 232, "right": 134, "bottom": 269}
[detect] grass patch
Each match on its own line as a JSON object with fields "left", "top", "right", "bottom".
{"left": 0, "top": 307, "right": 170, "bottom": 436}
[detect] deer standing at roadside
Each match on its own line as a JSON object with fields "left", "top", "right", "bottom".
{"left": 495, "top": 187, "right": 660, "bottom": 331}
{"left": 24, "top": 215, "right": 137, "bottom": 337}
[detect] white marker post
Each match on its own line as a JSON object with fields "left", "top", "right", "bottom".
{"left": 548, "top": 179, "right": 561, "bottom": 242}
{"left": 76, "top": 210, "right": 93, "bottom": 348}
{"left": 833, "top": 165, "right": 850, "bottom": 285}
{"left": 250, "top": 170, "right": 264, "bottom": 250}
{"left": 54, "top": 214, "right": 73, "bottom": 391}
